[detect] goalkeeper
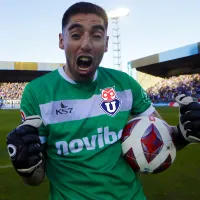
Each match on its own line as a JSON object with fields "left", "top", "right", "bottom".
{"left": 6, "top": 2, "right": 200, "bottom": 200}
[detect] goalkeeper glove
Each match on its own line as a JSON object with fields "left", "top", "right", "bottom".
{"left": 6, "top": 115, "right": 43, "bottom": 177}
{"left": 176, "top": 94, "right": 200, "bottom": 143}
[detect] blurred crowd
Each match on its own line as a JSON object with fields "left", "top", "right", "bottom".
{"left": 0, "top": 74, "right": 200, "bottom": 103}
{"left": 146, "top": 74, "right": 200, "bottom": 102}
{"left": 0, "top": 82, "right": 27, "bottom": 100}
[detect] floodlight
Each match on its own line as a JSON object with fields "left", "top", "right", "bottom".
{"left": 107, "top": 8, "right": 130, "bottom": 19}
{"left": 106, "top": 8, "right": 130, "bottom": 71}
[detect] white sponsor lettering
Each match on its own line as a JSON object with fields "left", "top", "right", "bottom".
{"left": 83, "top": 135, "right": 97, "bottom": 150}
{"left": 55, "top": 126, "right": 122, "bottom": 155}
{"left": 69, "top": 139, "right": 83, "bottom": 153}
{"left": 98, "top": 134, "right": 104, "bottom": 148}
{"left": 104, "top": 126, "right": 118, "bottom": 144}
{"left": 118, "top": 129, "right": 123, "bottom": 139}
{"left": 56, "top": 141, "right": 69, "bottom": 155}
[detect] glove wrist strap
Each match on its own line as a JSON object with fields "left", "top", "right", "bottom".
{"left": 16, "top": 167, "right": 36, "bottom": 177}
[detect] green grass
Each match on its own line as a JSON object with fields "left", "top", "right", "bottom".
{"left": 0, "top": 110, "right": 21, "bottom": 166}
{"left": 0, "top": 110, "right": 49, "bottom": 200}
{"left": 1, "top": 108, "right": 200, "bottom": 200}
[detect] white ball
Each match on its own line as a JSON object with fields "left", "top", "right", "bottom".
{"left": 121, "top": 116, "right": 176, "bottom": 174}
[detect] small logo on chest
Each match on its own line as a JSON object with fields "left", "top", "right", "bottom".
{"left": 99, "top": 87, "right": 121, "bottom": 116}
{"left": 56, "top": 102, "right": 73, "bottom": 115}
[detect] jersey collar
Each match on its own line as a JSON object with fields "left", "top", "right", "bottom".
{"left": 58, "top": 66, "right": 98, "bottom": 84}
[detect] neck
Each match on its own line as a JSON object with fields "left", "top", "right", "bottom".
{"left": 64, "top": 65, "right": 95, "bottom": 83}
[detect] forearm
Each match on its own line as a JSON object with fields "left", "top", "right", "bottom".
{"left": 21, "top": 161, "right": 45, "bottom": 186}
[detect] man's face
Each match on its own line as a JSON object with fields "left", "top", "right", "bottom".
{"left": 59, "top": 13, "right": 109, "bottom": 82}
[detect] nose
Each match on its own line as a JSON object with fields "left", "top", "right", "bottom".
{"left": 80, "top": 33, "right": 92, "bottom": 52}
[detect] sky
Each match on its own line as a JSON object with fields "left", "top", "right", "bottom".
{"left": 0, "top": 0, "right": 199, "bottom": 70}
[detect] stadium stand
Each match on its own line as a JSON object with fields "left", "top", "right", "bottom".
{"left": 128, "top": 42, "right": 200, "bottom": 103}
{"left": 146, "top": 74, "right": 200, "bottom": 103}
{"left": 0, "top": 82, "right": 27, "bottom": 100}
{"left": 0, "top": 61, "right": 64, "bottom": 108}
{"left": 1, "top": 74, "right": 200, "bottom": 104}
{"left": 0, "top": 42, "right": 200, "bottom": 108}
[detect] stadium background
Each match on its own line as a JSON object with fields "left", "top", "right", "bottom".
{"left": 1, "top": 42, "right": 200, "bottom": 200}
{"left": 1, "top": 41, "right": 200, "bottom": 109}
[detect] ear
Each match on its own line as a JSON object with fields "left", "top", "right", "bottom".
{"left": 104, "top": 36, "right": 109, "bottom": 52}
{"left": 59, "top": 33, "right": 64, "bottom": 50}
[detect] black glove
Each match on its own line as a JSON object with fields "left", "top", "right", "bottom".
{"left": 6, "top": 115, "right": 43, "bottom": 177}
{"left": 176, "top": 94, "right": 200, "bottom": 143}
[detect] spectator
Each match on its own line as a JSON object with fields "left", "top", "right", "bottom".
{"left": 0, "top": 82, "right": 27, "bottom": 100}
{"left": 1, "top": 74, "right": 200, "bottom": 103}
{"left": 146, "top": 74, "right": 200, "bottom": 102}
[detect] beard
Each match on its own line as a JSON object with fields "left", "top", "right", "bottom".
{"left": 65, "top": 58, "right": 98, "bottom": 82}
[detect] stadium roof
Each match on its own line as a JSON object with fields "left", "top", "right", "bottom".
{"left": 130, "top": 42, "right": 200, "bottom": 78}
{"left": 0, "top": 60, "right": 106, "bottom": 82}
{"left": 0, "top": 62, "right": 65, "bottom": 82}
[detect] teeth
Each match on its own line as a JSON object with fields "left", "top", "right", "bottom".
{"left": 80, "top": 57, "right": 90, "bottom": 61}
{"left": 79, "top": 66, "right": 89, "bottom": 71}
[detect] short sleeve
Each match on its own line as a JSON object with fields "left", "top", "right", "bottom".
{"left": 20, "top": 83, "right": 48, "bottom": 144}
{"left": 128, "top": 75, "right": 155, "bottom": 116}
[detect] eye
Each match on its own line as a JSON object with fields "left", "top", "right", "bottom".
{"left": 71, "top": 34, "right": 81, "bottom": 40}
{"left": 93, "top": 34, "right": 102, "bottom": 39}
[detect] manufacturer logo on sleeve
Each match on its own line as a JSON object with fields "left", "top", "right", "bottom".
{"left": 99, "top": 87, "right": 121, "bottom": 117}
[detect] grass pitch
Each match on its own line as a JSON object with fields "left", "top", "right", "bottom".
{"left": 1, "top": 108, "right": 200, "bottom": 200}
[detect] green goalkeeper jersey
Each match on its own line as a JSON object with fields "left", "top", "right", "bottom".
{"left": 20, "top": 66, "right": 154, "bottom": 200}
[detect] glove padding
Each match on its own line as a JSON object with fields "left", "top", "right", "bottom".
{"left": 6, "top": 115, "right": 43, "bottom": 177}
{"left": 176, "top": 94, "right": 200, "bottom": 143}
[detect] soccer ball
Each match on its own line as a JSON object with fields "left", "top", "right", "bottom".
{"left": 121, "top": 116, "right": 176, "bottom": 174}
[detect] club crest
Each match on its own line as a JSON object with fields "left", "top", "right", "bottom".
{"left": 99, "top": 87, "right": 121, "bottom": 116}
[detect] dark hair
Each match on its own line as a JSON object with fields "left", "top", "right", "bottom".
{"left": 62, "top": 2, "right": 108, "bottom": 31}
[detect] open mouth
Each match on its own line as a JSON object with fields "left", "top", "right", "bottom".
{"left": 76, "top": 55, "right": 93, "bottom": 71}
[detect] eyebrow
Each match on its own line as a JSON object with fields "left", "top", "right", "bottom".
{"left": 68, "top": 23, "right": 105, "bottom": 32}
{"left": 91, "top": 24, "right": 105, "bottom": 32}
{"left": 68, "top": 23, "right": 83, "bottom": 31}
